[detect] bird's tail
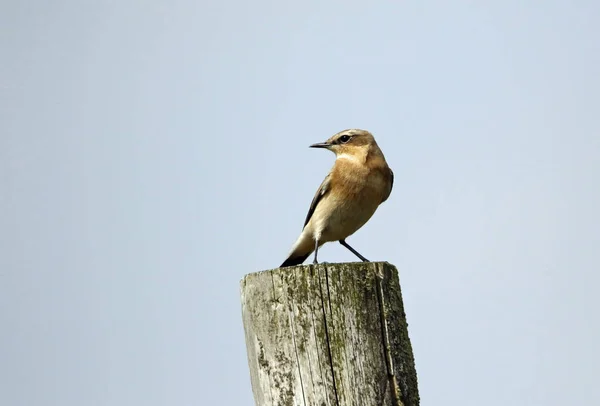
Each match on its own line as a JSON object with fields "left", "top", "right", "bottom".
{"left": 280, "top": 252, "right": 311, "bottom": 268}
{"left": 280, "top": 233, "right": 314, "bottom": 268}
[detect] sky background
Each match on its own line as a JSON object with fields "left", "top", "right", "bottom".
{"left": 2, "top": 1, "right": 599, "bottom": 405}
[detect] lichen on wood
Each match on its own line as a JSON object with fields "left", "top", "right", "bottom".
{"left": 241, "top": 262, "right": 419, "bottom": 406}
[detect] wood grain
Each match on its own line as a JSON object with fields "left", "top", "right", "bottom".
{"left": 241, "top": 262, "right": 419, "bottom": 406}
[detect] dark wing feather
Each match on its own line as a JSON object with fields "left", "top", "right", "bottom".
{"left": 382, "top": 167, "right": 394, "bottom": 203}
{"left": 302, "top": 173, "right": 331, "bottom": 229}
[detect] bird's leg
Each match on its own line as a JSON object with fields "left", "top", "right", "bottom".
{"left": 339, "top": 239, "right": 369, "bottom": 262}
{"left": 313, "top": 238, "right": 319, "bottom": 264}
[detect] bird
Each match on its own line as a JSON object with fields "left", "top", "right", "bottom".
{"left": 280, "top": 129, "right": 394, "bottom": 267}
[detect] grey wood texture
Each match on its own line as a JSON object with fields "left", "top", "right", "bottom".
{"left": 241, "top": 262, "right": 419, "bottom": 406}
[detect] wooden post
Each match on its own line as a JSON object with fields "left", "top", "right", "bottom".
{"left": 240, "top": 262, "right": 419, "bottom": 406}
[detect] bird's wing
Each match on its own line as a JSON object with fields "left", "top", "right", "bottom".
{"left": 381, "top": 167, "right": 394, "bottom": 203}
{"left": 303, "top": 172, "right": 331, "bottom": 229}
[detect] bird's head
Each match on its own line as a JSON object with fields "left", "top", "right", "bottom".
{"left": 310, "top": 129, "right": 378, "bottom": 161}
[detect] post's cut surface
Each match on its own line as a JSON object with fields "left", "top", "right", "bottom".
{"left": 240, "top": 262, "right": 419, "bottom": 406}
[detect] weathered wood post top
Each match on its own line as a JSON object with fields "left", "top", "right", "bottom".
{"left": 240, "top": 262, "right": 419, "bottom": 406}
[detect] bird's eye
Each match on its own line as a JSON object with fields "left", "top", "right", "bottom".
{"left": 339, "top": 135, "right": 351, "bottom": 143}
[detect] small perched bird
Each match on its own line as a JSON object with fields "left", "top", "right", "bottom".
{"left": 280, "top": 129, "right": 394, "bottom": 267}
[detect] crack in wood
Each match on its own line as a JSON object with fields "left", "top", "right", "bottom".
{"left": 321, "top": 265, "right": 341, "bottom": 406}
{"left": 375, "top": 263, "right": 402, "bottom": 406}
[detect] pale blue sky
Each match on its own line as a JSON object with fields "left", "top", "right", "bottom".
{"left": 2, "top": 1, "right": 599, "bottom": 405}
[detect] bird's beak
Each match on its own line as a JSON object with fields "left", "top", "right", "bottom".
{"left": 309, "top": 142, "right": 330, "bottom": 149}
